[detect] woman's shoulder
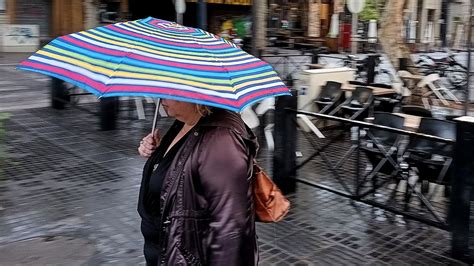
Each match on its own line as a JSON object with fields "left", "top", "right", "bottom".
{"left": 200, "top": 109, "right": 247, "bottom": 134}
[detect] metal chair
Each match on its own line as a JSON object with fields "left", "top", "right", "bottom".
{"left": 313, "top": 81, "right": 344, "bottom": 114}
{"left": 333, "top": 86, "right": 374, "bottom": 120}
{"left": 361, "top": 112, "right": 405, "bottom": 192}
{"left": 401, "top": 105, "right": 432, "bottom": 117}
{"left": 404, "top": 118, "right": 456, "bottom": 197}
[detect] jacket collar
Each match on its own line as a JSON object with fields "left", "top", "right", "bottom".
{"left": 198, "top": 108, "right": 259, "bottom": 156}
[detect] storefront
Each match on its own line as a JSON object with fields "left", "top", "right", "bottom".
{"left": 269, "top": 0, "right": 341, "bottom": 38}
{"left": 185, "top": 0, "right": 252, "bottom": 38}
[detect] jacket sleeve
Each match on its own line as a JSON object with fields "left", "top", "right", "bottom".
{"left": 197, "top": 127, "right": 254, "bottom": 265}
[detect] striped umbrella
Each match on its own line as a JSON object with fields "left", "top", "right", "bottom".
{"left": 18, "top": 17, "right": 290, "bottom": 112}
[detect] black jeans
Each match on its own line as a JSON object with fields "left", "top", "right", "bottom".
{"left": 141, "top": 219, "right": 161, "bottom": 265}
{"left": 144, "top": 240, "right": 160, "bottom": 265}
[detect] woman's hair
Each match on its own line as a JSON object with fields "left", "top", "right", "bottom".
{"left": 196, "top": 104, "right": 212, "bottom": 117}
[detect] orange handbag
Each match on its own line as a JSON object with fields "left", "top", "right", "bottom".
{"left": 253, "top": 162, "right": 290, "bottom": 223}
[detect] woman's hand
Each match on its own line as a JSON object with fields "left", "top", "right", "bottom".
{"left": 138, "top": 130, "right": 161, "bottom": 158}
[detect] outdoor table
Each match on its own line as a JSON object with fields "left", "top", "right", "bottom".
{"left": 306, "top": 63, "right": 325, "bottom": 69}
{"left": 365, "top": 113, "right": 421, "bottom": 131}
{"left": 400, "top": 74, "right": 425, "bottom": 82}
{"left": 393, "top": 113, "right": 422, "bottom": 131}
{"left": 341, "top": 83, "right": 397, "bottom": 96}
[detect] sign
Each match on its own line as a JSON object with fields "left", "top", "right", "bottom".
{"left": 186, "top": 0, "right": 251, "bottom": 5}
{"left": 347, "top": 0, "right": 365, "bottom": 14}
{"left": 3, "top": 24, "right": 40, "bottom": 46}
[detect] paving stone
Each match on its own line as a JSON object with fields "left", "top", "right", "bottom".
{"left": 0, "top": 104, "right": 468, "bottom": 265}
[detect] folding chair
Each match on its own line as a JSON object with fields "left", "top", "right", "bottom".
{"left": 333, "top": 86, "right": 374, "bottom": 121}
{"left": 404, "top": 118, "right": 456, "bottom": 198}
{"left": 417, "top": 74, "right": 461, "bottom": 106}
{"left": 313, "top": 81, "right": 344, "bottom": 114}
{"left": 401, "top": 105, "right": 432, "bottom": 118}
{"left": 360, "top": 112, "right": 405, "bottom": 193}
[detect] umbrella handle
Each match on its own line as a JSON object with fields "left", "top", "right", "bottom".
{"left": 152, "top": 99, "right": 161, "bottom": 136}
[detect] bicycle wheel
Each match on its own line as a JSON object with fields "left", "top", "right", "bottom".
{"left": 374, "top": 70, "right": 394, "bottom": 84}
{"left": 446, "top": 65, "right": 467, "bottom": 87}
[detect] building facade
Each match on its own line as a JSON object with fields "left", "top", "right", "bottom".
{"left": 0, "top": 0, "right": 130, "bottom": 52}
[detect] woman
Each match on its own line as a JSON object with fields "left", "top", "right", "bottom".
{"left": 137, "top": 99, "right": 259, "bottom": 265}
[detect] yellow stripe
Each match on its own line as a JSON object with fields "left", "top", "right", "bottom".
{"left": 114, "top": 71, "right": 235, "bottom": 91}
{"left": 38, "top": 49, "right": 116, "bottom": 75}
{"left": 83, "top": 30, "right": 250, "bottom": 62}
{"left": 45, "top": 45, "right": 239, "bottom": 85}
{"left": 233, "top": 76, "right": 283, "bottom": 90}
{"left": 127, "top": 21, "right": 210, "bottom": 41}
{"left": 231, "top": 72, "right": 277, "bottom": 83}
{"left": 37, "top": 49, "right": 237, "bottom": 91}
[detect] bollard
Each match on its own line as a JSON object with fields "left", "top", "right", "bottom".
{"left": 366, "top": 55, "right": 377, "bottom": 84}
{"left": 51, "top": 77, "right": 69, "bottom": 109}
{"left": 273, "top": 89, "right": 297, "bottom": 194}
{"left": 99, "top": 97, "right": 119, "bottom": 131}
{"left": 451, "top": 116, "right": 474, "bottom": 263}
{"left": 399, "top": 58, "right": 408, "bottom": 71}
{"left": 311, "top": 49, "right": 320, "bottom": 64}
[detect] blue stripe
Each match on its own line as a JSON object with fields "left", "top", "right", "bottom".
{"left": 18, "top": 63, "right": 289, "bottom": 113}
{"left": 102, "top": 91, "right": 241, "bottom": 112}
{"left": 50, "top": 38, "right": 270, "bottom": 78}
{"left": 17, "top": 64, "right": 104, "bottom": 96}
{"left": 237, "top": 91, "right": 291, "bottom": 112}
{"left": 96, "top": 26, "right": 238, "bottom": 55}
{"left": 74, "top": 31, "right": 248, "bottom": 63}
{"left": 36, "top": 50, "right": 233, "bottom": 87}
{"left": 132, "top": 20, "right": 207, "bottom": 40}
{"left": 235, "top": 84, "right": 289, "bottom": 98}
{"left": 231, "top": 72, "right": 282, "bottom": 86}
{"left": 50, "top": 39, "right": 123, "bottom": 64}
{"left": 28, "top": 54, "right": 285, "bottom": 95}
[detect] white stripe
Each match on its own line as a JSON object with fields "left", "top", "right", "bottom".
{"left": 109, "top": 78, "right": 285, "bottom": 99}
{"left": 126, "top": 22, "right": 215, "bottom": 43}
{"left": 71, "top": 33, "right": 260, "bottom": 66}
{"left": 30, "top": 55, "right": 109, "bottom": 84}
{"left": 235, "top": 81, "right": 287, "bottom": 96}
{"left": 109, "top": 77, "right": 236, "bottom": 99}
{"left": 88, "top": 29, "right": 247, "bottom": 60}
{"left": 117, "top": 23, "right": 225, "bottom": 46}
{"left": 28, "top": 56, "right": 286, "bottom": 100}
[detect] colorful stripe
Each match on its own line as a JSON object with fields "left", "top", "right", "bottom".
{"left": 18, "top": 17, "right": 289, "bottom": 112}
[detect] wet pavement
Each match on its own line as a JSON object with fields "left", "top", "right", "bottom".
{"left": 0, "top": 51, "right": 470, "bottom": 265}
{"left": 0, "top": 103, "right": 467, "bottom": 265}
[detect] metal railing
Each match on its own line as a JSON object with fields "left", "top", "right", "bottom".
{"left": 288, "top": 110, "right": 454, "bottom": 229}
{"left": 272, "top": 94, "right": 474, "bottom": 263}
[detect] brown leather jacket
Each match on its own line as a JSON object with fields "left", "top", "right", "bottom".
{"left": 143, "top": 109, "right": 259, "bottom": 265}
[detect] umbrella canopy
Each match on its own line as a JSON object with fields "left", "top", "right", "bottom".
{"left": 18, "top": 17, "right": 290, "bottom": 112}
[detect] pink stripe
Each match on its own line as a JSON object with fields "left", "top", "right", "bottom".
{"left": 107, "top": 85, "right": 289, "bottom": 107}
{"left": 127, "top": 53, "right": 266, "bottom": 72}
{"left": 61, "top": 36, "right": 266, "bottom": 72}
{"left": 20, "top": 60, "right": 288, "bottom": 107}
{"left": 107, "top": 85, "right": 240, "bottom": 107}
{"left": 21, "top": 60, "right": 108, "bottom": 92}
{"left": 108, "top": 25, "right": 231, "bottom": 50}
{"left": 62, "top": 36, "right": 127, "bottom": 57}
{"left": 147, "top": 20, "right": 196, "bottom": 33}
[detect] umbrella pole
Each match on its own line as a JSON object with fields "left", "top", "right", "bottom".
{"left": 152, "top": 99, "right": 161, "bottom": 136}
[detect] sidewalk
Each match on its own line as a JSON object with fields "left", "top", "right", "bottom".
{"left": 0, "top": 104, "right": 466, "bottom": 265}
